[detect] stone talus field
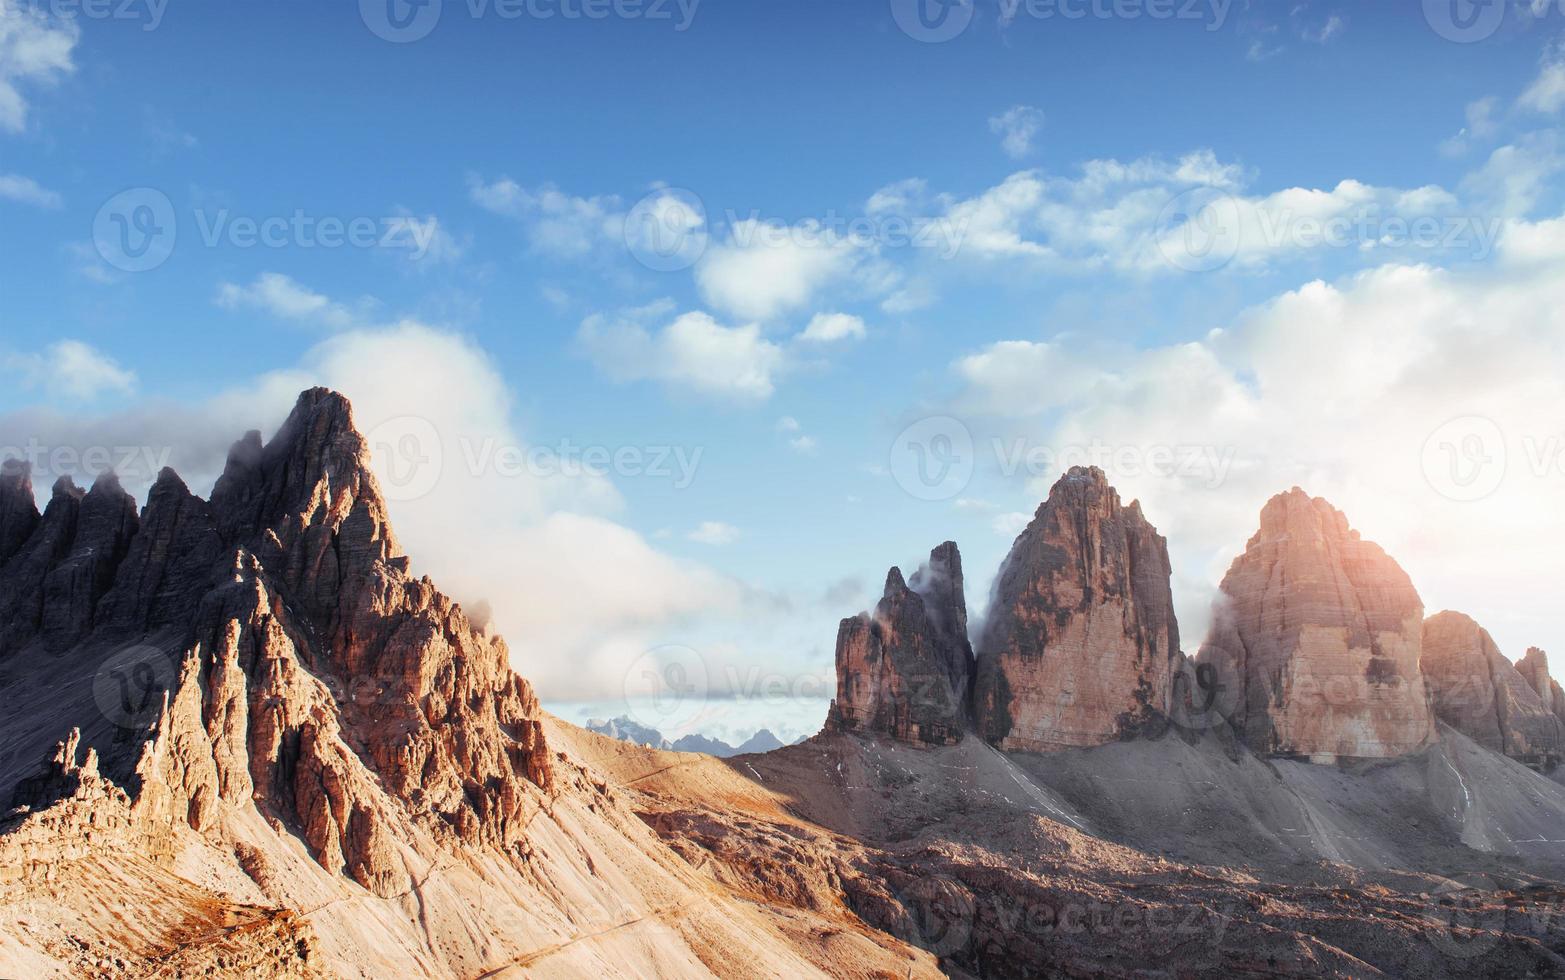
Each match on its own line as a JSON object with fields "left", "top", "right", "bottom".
{"left": 973, "top": 466, "right": 1181, "bottom": 752}
{"left": 1199, "top": 487, "right": 1437, "bottom": 762}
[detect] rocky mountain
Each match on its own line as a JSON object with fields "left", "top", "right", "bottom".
{"left": 584, "top": 718, "right": 786, "bottom": 759}
{"left": 1423, "top": 613, "right": 1565, "bottom": 769}
{"left": 0, "top": 390, "right": 900, "bottom": 978}
{"left": 826, "top": 544, "right": 974, "bottom": 746}
{"left": 4, "top": 395, "right": 1563, "bottom": 978}
{"left": 586, "top": 715, "right": 673, "bottom": 750}
{"left": 1520, "top": 647, "right": 1565, "bottom": 722}
{"left": 1199, "top": 488, "right": 1436, "bottom": 762}
{"left": 973, "top": 467, "right": 1180, "bottom": 752}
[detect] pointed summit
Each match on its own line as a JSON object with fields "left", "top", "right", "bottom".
{"left": 0, "top": 459, "right": 39, "bottom": 565}
{"left": 828, "top": 542, "right": 975, "bottom": 746}
{"left": 1200, "top": 489, "right": 1435, "bottom": 762}
{"left": 1422, "top": 612, "right": 1564, "bottom": 767}
{"left": 974, "top": 467, "right": 1180, "bottom": 752}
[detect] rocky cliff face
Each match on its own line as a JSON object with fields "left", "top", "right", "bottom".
{"left": 0, "top": 389, "right": 553, "bottom": 897}
{"left": 1519, "top": 648, "right": 1565, "bottom": 724}
{"left": 972, "top": 467, "right": 1180, "bottom": 753}
{"left": 1422, "top": 612, "right": 1565, "bottom": 768}
{"left": 826, "top": 543, "right": 974, "bottom": 746}
{"left": 1199, "top": 489, "right": 1435, "bottom": 762}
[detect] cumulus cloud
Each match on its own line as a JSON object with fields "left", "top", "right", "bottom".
{"left": 948, "top": 214, "right": 1565, "bottom": 659}
{"left": 695, "top": 219, "right": 866, "bottom": 321}
{"left": 5, "top": 340, "right": 136, "bottom": 400}
{"left": 798, "top": 312, "right": 866, "bottom": 343}
{"left": 0, "top": 172, "right": 59, "bottom": 207}
{"left": 1520, "top": 36, "right": 1565, "bottom": 115}
{"left": 577, "top": 303, "right": 785, "bottom": 402}
{"left": 989, "top": 105, "right": 1045, "bottom": 159}
{"left": 217, "top": 273, "right": 365, "bottom": 330}
{"left": 688, "top": 521, "right": 740, "bottom": 545}
{"left": 0, "top": 4, "right": 77, "bottom": 132}
{"left": 467, "top": 174, "right": 623, "bottom": 258}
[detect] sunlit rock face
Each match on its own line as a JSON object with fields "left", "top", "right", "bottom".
{"left": 1423, "top": 615, "right": 1565, "bottom": 768}
{"left": 1199, "top": 489, "right": 1436, "bottom": 763}
{"left": 826, "top": 543, "right": 974, "bottom": 746}
{"left": 0, "top": 389, "right": 554, "bottom": 896}
{"left": 1519, "top": 648, "right": 1565, "bottom": 727}
{"left": 973, "top": 467, "right": 1180, "bottom": 753}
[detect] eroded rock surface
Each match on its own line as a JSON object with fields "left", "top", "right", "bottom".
{"left": 1200, "top": 489, "right": 1435, "bottom": 762}
{"left": 973, "top": 467, "right": 1180, "bottom": 753}
{"left": 827, "top": 543, "right": 974, "bottom": 745}
{"left": 1422, "top": 612, "right": 1565, "bottom": 768}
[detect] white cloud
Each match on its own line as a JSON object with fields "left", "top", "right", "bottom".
{"left": 1520, "top": 36, "right": 1565, "bottom": 114}
{"left": 688, "top": 521, "right": 740, "bottom": 546}
{"left": 1301, "top": 14, "right": 1344, "bottom": 44}
{"left": 989, "top": 105, "right": 1045, "bottom": 159}
{"left": 949, "top": 214, "right": 1565, "bottom": 660}
{"left": 4, "top": 340, "right": 136, "bottom": 400}
{"left": 991, "top": 512, "right": 1031, "bottom": 537}
{"left": 798, "top": 312, "right": 866, "bottom": 343}
{"left": 578, "top": 305, "right": 785, "bottom": 402}
{"left": 467, "top": 175, "right": 623, "bottom": 258}
{"left": 1461, "top": 134, "right": 1563, "bottom": 218}
{"left": 695, "top": 219, "right": 864, "bottom": 321}
{"left": 216, "top": 273, "right": 363, "bottom": 330}
{"left": 0, "top": 172, "right": 58, "bottom": 207}
{"left": 1440, "top": 96, "right": 1502, "bottom": 157}
{"left": 0, "top": 4, "right": 76, "bottom": 132}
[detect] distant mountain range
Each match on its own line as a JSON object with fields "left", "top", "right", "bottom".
{"left": 584, "top": 716, "right": 792, "bottom": 757}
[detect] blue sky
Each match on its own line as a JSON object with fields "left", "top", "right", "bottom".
{"left": 4, "top": 0, "right": 1565, "bottom": 744}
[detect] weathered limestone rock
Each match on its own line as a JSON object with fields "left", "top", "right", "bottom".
{"left": 1518, "top": 648, "right": 1565, "bottom": 735}
{"left": 827, "top": 544, "right": 974, "bottom": 745}
{"left": 0, "top": 388, "right": 554, "bottom": 896}
{"left": 1422, "top": 612, "right": 1565, "bottom": 767}
{"left": 1199, "top": 489, "right": 1435, "bottom": 763}
{"left": 973, "top": 467, "right": 1180, "bottom": 753}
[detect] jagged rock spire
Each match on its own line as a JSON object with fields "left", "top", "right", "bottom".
{"left": 828, "top": 542, "right": 975, "bottom": 746}
{"left": 1423, "top": 611, "right": 1564, "bottom": 767}
{"left": 974, "top": 467, "right": 1180, "bottom": 753}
